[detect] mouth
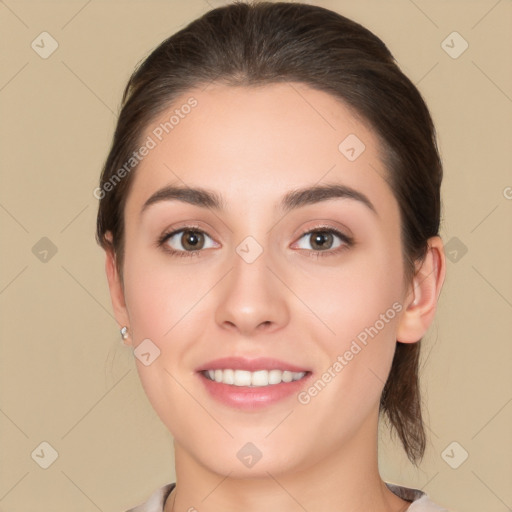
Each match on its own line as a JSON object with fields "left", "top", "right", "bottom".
{"left": 201, "top": 368, "right": 309, "bottom": 387}
{"left": 195, "top": 357, "right": 312, "bottom": 409}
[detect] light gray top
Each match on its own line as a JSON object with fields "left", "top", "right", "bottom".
{"left": 126, "top": 482, "right": 451, "bottom": 511}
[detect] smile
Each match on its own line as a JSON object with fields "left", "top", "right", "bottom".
{"left": 202, "top": 369, "right": 307, "bottom": 387}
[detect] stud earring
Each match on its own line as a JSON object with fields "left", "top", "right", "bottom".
{"left": 120, "top": 326, "right": 129, "bottom": 340}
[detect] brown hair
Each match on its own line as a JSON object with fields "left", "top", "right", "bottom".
{"left": 96, "top": 1, "right": 442, "bottom": 464}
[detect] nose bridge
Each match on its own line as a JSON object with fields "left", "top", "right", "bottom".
{"left": 214, "top": 235, "right": 290, "bottom": 334}
{"left": 232, "top": 238, "right": 272, "bottom": 296}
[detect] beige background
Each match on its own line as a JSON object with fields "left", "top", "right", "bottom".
{"left": 0, "top": 0, "right": 511, "bottom": 511}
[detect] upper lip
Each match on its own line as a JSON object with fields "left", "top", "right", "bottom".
{"left": 196, "top": 357, "right": 310, "bottom": 373}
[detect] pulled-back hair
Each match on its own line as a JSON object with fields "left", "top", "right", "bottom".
{"left": 96, "top": 1, "right": 442, "bottom": 464}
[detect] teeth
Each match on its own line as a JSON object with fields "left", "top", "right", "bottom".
{"left": 203, "top": 369, "right": 306, "bottom": 387}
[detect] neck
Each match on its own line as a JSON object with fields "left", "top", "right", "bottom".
{"left": 165, "top": 410, "right": 408, "bottom": 512}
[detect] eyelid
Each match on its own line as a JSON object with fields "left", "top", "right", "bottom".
{"left": 158, "top": 219, "right": 217, "bottom": 241}
{"left": 291, "top": 218, "right": 353, "bottom": 240}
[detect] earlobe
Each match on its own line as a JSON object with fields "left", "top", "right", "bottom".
{"left": 104, "top": 237, "right": 131, "bottom": 345}
{"left": 396, "top": 236, "right": 446, "bottom": 344}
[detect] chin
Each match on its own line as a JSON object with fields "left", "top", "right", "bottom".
{"left": 181, "top": 438, "right": 304, "bottom": 479}
{"left": 206, "top": 457, "right": 298, "bottom": 479}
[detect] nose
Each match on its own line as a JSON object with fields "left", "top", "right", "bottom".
{"left": 214, "top": 246, "right": 291, "bottom": 336}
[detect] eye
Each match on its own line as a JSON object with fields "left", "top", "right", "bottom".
{"left": 159, "top": 227, "right": 218, "bottom": 256}
{"left": 157, "top": 225, "right": 352, "bottom": 259}
{"left": 293, "top": 227, "right": 353, "bottom": 256}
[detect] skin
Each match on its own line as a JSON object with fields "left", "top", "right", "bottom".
{"left": 105, "top": 83, "right": 446, "bottom": 512}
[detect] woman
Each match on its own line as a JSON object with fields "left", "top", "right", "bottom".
{"left": 96, "top": 2, "right": 448, "bottom": 511}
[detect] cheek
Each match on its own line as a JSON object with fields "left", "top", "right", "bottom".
{"left": 298, "top": 239, "right": 403, "bottom": 345}
{"left": 122, "top": 244, "right": 213, "bottom": 344}
{"left": 121, "top": 245, "right": 212, "bottom": 437}
{"left": 300, "top": 241, "right": 403, "bottom": 408}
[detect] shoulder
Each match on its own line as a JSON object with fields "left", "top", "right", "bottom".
{"left": 386, "top": 482, "right": 452, "bottom": 511}
{"left": 124, "top": 483, "right": 175, "bottom": 512}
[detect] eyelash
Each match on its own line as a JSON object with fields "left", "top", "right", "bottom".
{"left": 157, "top": 225, "right": 354, "bottom": 259}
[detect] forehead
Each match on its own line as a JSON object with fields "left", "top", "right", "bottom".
{"left": 125, "top": 82, "right": 396, "bottom": 220}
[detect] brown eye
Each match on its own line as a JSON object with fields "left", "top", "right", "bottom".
{"left": 160, "top": 228, "right": 218, "bottom": 255}
{"left": 295, "top": 228, "right": 349, "bottom": 252}
{"left": 309, "top": 231, "right": 335, "bottom": 251}
{"left": 180, "top": 230, "right": 204, "bottom": 250}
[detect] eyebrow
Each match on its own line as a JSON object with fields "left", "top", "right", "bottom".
{"left": 140, "top": 182, "right": 377, "bottom": 216}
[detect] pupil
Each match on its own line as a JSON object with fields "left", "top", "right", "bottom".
{"left": 312, "top": 232, "right": 332, "bottom": 250}
{"left": 183, "top": 231, "right": 202, "bottom": 250}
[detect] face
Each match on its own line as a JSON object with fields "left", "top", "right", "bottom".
{"left": 115, "top": 83, "right": 414, "bottom": 477}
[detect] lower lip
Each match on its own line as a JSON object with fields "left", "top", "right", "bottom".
{"left": 198, "top": 372, "right": 312, "bottom": 410}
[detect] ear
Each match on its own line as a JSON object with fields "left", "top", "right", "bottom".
{"left": 104, "top": 232, "right": 132, "bottom": 346}
{"left": 396, "top": 236, "right": 446, "bottom": 343}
